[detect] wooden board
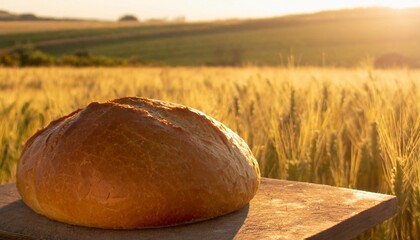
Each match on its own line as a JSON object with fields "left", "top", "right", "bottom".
{"left": 0, "top": 178, "right": 397, "bottom": 240}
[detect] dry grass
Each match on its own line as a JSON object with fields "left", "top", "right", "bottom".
{"left": 0, "top": 67, "right": 418, "bottom": 239}
{"left": 0, "top": 21, "right": 145, "bottom": 35}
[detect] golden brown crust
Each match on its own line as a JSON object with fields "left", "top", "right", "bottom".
{"left": 16, "top": 97, "right": 260, "bottom": 229}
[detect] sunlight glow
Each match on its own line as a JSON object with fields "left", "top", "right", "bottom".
{"left": 0, "top": 0, "right": 419, "bottom": 21}
{"left": 382, "top": 0, "right": 420, "bottom": 9}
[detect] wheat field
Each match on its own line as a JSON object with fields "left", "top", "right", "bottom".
{"left": 0, "top": 67, "right": 419, "bottom": 239}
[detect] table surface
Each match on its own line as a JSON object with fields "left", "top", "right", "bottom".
{"left": 0, "top": 178, "right": 397, "bottom": 240}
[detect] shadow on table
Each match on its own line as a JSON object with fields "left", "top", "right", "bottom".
{"left": 0, "top": 199, "right": 249, "bottom": 240}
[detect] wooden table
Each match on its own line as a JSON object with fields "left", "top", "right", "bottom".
{"left": 0, "top": 178, "right": 397, "bottom": 240}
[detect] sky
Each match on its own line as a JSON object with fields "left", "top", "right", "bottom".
{"left": 1, "top": 0, "right": 420, "bottom": 21}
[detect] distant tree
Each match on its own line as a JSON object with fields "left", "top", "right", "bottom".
{"left": 118, "top": 15, "right": 138, "bottom": 22}
{"left": 0, "top": 45, "right": 54, "bottom": 67}
{"left": 19, "top": 14, "right": 38, "bottom": 21}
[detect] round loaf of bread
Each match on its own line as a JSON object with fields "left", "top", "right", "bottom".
{"left": 16, "top": 97, "right": 260, "bottom": 229}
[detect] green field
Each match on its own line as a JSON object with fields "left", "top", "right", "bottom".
{"left": 1, "top": 7, "right": 420, "bottom": 66}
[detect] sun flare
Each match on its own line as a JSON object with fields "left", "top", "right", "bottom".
{"left": 1, "top": 0, "right": 420, "bottom": 21}
{"left": 381, "top": 0, "right": 420, "bottom": 9}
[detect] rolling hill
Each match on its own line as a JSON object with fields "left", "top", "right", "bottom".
{"left": 0, "top": 9, "right": 79, "bottom": 21}
{"left": 1, "top": 7, "right": 420, "bottom": 67}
